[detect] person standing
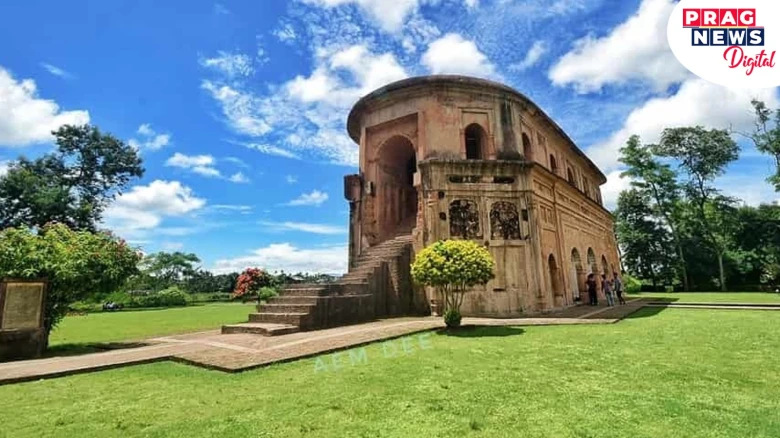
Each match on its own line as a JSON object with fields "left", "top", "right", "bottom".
{"left": 602, "top": 274, "right": 615, "bottom": 307}
{"left": 586, "top": 273, "right": 598, "bottom": 306}
{"left": 614, "top": 273, "right": 626, "bottom": 305}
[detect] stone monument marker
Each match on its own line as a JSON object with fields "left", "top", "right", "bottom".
{"left": 0, "top": 279, "right": 48, "bottom": 361}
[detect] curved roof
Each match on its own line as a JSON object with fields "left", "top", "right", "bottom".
{"left": 346, "top": 75, "right": 606, "bottom": 183}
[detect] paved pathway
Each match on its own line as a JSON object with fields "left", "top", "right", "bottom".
{"left": 0, "top": 298, "right": 659, "bottom": 384}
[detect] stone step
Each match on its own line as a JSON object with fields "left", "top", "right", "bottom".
{"left": 259, "top": 303, "right": 317, "bottom": 314}
{"left": 267, "top": 296, "right": 320, "bottom": 305}
{"left": 249, "top": 312, "right": 310, "bottom": 326}
{"left": 221, "top": 322, "right": 299, "bottom": 336}
{"left": 281, "top": 287, "right": 329, "bottom": 297}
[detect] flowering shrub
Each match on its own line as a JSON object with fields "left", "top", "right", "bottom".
{"left": 233, "top": 267, "right": 273, "bottom": 299}
{"left": 0, "top": 223, "right": 141, "bottom": 344}
{"left": 411, "top": 240, "right": 495, "bottom": 327}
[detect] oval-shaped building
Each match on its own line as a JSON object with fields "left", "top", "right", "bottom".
{"left": 344, "top": 75, "right": 620, "bottom": 317}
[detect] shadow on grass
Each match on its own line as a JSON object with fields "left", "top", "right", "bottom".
{"left": 436, "top": 326, "right": 526, "bottom": 338}
{"left": 44, "top": 342, "right": 149, "bottom": 359}
{"left": 622, "top": 298, "right": 680, "bottom": 320}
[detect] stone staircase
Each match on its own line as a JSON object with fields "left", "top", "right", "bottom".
{"left": 222, "top": 234, "right": 416, "bottom": 336}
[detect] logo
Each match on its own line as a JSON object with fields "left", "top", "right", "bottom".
{"left": 667, "top": 0, "right": 780, "bottom": 88}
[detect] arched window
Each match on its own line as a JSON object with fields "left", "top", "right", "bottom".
{"left": 522, "top": 133, "right": 533, "bottom": 160}
{"left": 465, "top": 124, "right": 486, "bottom": 160}
{"left": 587, "top": 248, "right": 597, "bottom": 274}
{"left": 549, "top": 154, "right": 558, "bottom": 174}
{"left": 567, "top": 168, "right": 576, "bottom": 187}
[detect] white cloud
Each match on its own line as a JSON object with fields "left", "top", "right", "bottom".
{"left": 0, "top": 66, "right": 89, "bottom": 147}
{"left": 162, "top": 241, "right": 184, "bottom": 251}
{"left": 464, "top": 0, "right": 478, "bottom": 8}
{"left": 129, "top": 124, "right": 171, "bottom": 151}
{"left": 229, "top": 172, "right": 250, "bottom": 183}
{"left": 286, "top": 175, "right": 298, "bottom": 184}
{"left": 302, "top": 0, "right": 420, "bottom": 32}
{"left": 104, "top": 180, "right": 206, "bottom": 233}
{"left": 588, "top": 79, "right": 780, "bottom": 171}
{"left": 601, "top": 170, "right": 633, "bottom": 211}
{"left": 202, "top": 44, "right": 407, "bottom": 165}
{"left": 274, "top": 24, "right": 298, "bottom": 43}
{"left": 422, "top": 33, "right": 497, "bottom": 79}
{"left": 213, "top": 204, "right": 253, "bottom": 214}
{"left": 201, "top": 81, "right": 272, "bottom": 137}
{"left": 259, "top": 221, "right": 346, "bottom": 234}
{"left": 212, "top": 243, "right": 348, "bottom": 274}
{"left": 224, "top": 156, "right": 249, "bottom": 168}
{"left": 199, "top": 51, "right": 255, "bottom": 78}
{"left": 165, "top": 152, "right": 222, "bottom": 178}
{"left": 40, "top": 63, "right": 73, "bottom": 79}
{"left": 549, "top": 0, "right": 687, "bottom": 93}
{"left": 286, "top": 190, "right": 329, "bottom": 206}
{"left": 509, "top": 41, "right": 547, "bottom": 72}
{"left": 0, "top": 160, "right": 9, "bottom": 177}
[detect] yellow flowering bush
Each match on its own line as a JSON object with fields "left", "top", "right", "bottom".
{"left": 411, "top": 240, "right": 495, "bottom": 327}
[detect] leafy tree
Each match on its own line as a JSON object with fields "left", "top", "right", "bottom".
{"left": 139, "top": 251, "right": 201, "bottom": 290}
{"left": 411, "top": 240, "right": 495, "bottom": 328}
{"left": 0, "top": 223, "right": 141, "bottom": 345}
{"left": 619, "top": 135, "right": 690, "bottom": 290}
{"left": 615, "top": 189, "right": 676, "bottom": 288}
{"left": 0, "top": 124, "right": 144, "bottom": 231}
{"left": 747, "top": 100, "right": 780, "bottom": 190}
{"left": 655, "top": 127, "right": 739, "bottom": 291}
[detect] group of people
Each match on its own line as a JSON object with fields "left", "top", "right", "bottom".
{"left": 585, "top": 272, "right": 626, "bottom": 307}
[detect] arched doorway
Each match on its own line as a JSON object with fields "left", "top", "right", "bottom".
{"left": 601, "top": 255, "right": 609, "bottom": 277}
{"left": 587, "top": 248, "right": 597, "bottom": 275}
{"left": 376, "top": 135, "right": 418, "bottom": 239}
{"left": 570, "top": 248, "right": 583, "bottom": 302}
{"left": 548, "top": 254, "right": 564, "bottom": 306}
{"left": 465, "top": 124, "right": 487, "bottom": 159}
{"left": 522, "top": 133, "right": 533, "bottom": 160}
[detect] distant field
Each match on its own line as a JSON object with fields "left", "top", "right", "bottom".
{"left": 627, "top": 292, "right": 780, "bottom": 304}
{"left": 49, "top": 303, "right": 255, "bottom": 347}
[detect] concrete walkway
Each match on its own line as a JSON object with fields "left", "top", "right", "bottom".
{"left": 0, "top": 298, "right": 652, "bottom": 384}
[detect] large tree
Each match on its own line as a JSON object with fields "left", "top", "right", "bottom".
{"left": 615, "top": 189, "right": 676, "bottom": 288}
{"left": 655, "top": 127, "right": 739, "bottom": 291}
{"left": 0, "top": 124, "right": 144, "bottom": 231}
{"left": 748, "top": 100, "right": 780, "bottom": 190}
{"left": 139, "top": 251, "right": 202, "bottom": 290}
{"left": 619, "top": 135, "right": 690, "bottom": 290}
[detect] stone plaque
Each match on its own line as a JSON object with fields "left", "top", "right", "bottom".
{"left": 1, "top": 282, "right": 45, "bottom": 330}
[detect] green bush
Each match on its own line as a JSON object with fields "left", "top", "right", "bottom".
{"left": 623, "top": 275, "right": 642, "bottom": 293}
{"left": 135, "top": 287, "right": 188, "bottom": 308}
{"left": 444, "top": 309, "right": 462, "bottom": 328}
{"left": 258, "top": 286, "right": 279, "bottom": 302}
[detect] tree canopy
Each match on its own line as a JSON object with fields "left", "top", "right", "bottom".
{"left": 0, "top": 124, "right": 143, "bottom": 231}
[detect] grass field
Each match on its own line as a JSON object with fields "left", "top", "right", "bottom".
{"left": 3, "top": 308, "right": 779, "bottom": 437}
{"left": 627, "top": 291, "right": 780, "bottom": 304}
{"left": 49, "top": 303, "right": 255, "bottom": 348}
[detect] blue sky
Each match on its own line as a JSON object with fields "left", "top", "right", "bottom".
{"left": 0, "top": 0, "right": 777, "bottom": 274}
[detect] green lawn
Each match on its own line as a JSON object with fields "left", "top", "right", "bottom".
{"left": 2, "top": 308, "right": 779, "bottom": 437}
{"left": 49, "top": 303, "right": 255, "bottom": 347}
{"left": 627, "top": 291, "right": 780, "bottom": 304}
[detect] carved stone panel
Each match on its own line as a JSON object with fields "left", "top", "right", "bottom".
{"left": 490, "top": 202, "right": 521, "bottom": 240}
{"left": 0, "top": 281, "right": 45, "bottom": 330}
{"left": 449, "top": 200, "right": 481, "bottom": 239}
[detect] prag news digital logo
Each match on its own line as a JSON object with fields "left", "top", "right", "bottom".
{"left": 682, "top": 8, "right": 775, "bottom": 76}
